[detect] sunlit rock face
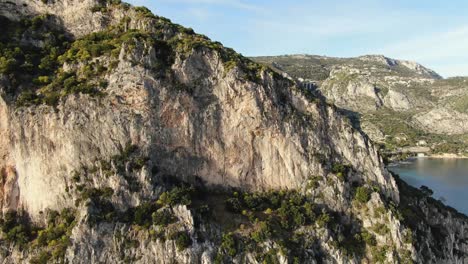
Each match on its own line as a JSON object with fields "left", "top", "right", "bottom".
{"left": 0, "top": 1, "right": 465, "bottom": 263}
{"left": 0, "top": 0, "right": 397, "bottom": 219}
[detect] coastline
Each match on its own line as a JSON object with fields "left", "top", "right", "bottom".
{"left": 388, "top": 153, "right": 468, "bottom": 217}
{"left": 425, "top": 153, "right": 468, "bottom": 159}
{"left": 387, "top": 153, "right": 468, "bottom": 166}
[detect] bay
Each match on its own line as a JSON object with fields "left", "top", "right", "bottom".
{"left": 389, "top": 158, "right": 468, "bottom": 215}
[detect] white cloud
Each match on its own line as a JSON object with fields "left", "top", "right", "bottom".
{"left": 155, "top": 0, "right": 262, "bottom": 11}
{"left": 252, "top": 16, "right": 390, "bottom": 38}
{"left": 431, "top": 63, "right": 468, "bottom": 78}
{"left": 380, "top": 26, "right": 468, "bottom": 61}
{"left": 248, "top": 2, "right": 436, "bottom": 39}
{"left": 377, "top": 25, "right": 468, "bottom": 76}
{"left": 186, "top": 7, "right": 213, "bottom": 21}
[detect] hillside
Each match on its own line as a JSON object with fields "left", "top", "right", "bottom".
{"left": 253, "top": 54, "right": 468, "bottom": 157}
{"left": 0, "top": 1, "right": 467, "bottom": 263}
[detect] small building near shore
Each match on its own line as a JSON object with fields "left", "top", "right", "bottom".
{"left": 417, "top": 140, "right": 428, "bottom": 146}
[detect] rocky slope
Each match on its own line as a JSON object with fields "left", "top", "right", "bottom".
{"left": 253, "top": 55, "right": 468, "bottom": 156}
{"left": 0, "top": 0, "right": 466, "bottom": 263}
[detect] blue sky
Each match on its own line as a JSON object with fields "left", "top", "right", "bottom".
{"left": 127, "top": 0, "right": 468, "bottom": 77}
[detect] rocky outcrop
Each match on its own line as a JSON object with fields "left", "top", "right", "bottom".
{"left": 399, "top": 60, "right": 442, "bottom": 80}
{"left": 320, "top": 69, "right": 384, "bottom": 112}
{"left": 414, "top": 108, "right": 468, "bottom": 135}
{"left": 384, "top": 90, "right": 412, "bottom": 110}
{"left": 1, "top": 0, "right": 113, "bottom": 36}
{"left": 357, "top": 55, "right": 442, "bottom": 79}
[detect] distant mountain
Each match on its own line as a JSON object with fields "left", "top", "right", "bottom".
{"left": 253, "top": 54, "right": 468, "bottom": 156}
{"left": 0, "top": 1, "right": 467, "bottom": 263}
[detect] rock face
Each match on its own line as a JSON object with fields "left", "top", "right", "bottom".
{"left": 384, "top": 90, "right": 412, "bottom": 111}
{"left": 358, "top": 55, "right": 442, "bottom": 80}
{"left": 1, "top": 0, "right": 115, "bottom": 36}
{"left": 0, "top": 0, "right": 398, "bottom": 219}
{"left": 414, "top": 108, "right": 468, "bottom": 135}
{"left": 0, "top": 1, "right": 466, "bottom": 263}
{"left": 320, "top": 69, "right": 384, "bottom": 112}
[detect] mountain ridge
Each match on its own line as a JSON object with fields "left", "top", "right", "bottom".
{"left": 253, "top": 54, "right": 443, "bottom": 80}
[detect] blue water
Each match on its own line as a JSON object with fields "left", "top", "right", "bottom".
{"left": 389, "top": 158, "right": 468, "bottom": 215}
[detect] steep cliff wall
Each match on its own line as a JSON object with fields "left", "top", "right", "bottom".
{"left": 0, "top": 1, "right": 465, "bottom": 263}
{"left": 0, "top": 0, "right": 397, "bottom": 219}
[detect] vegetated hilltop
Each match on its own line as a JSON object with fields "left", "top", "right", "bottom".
{"left": 253, "top": 54, "right": 468, "bottom": 157}
{"left": 0, "top": 0, "right": 467, "bottom": 263}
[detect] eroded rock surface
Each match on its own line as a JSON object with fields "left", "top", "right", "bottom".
{"left": 0, "top": 1, "right": 466, "bottom": 263}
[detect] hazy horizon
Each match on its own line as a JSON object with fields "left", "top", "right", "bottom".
{"left": 128, "top": 1, "right": 468, "bottom": 78}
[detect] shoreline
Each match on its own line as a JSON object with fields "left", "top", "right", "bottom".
{"left": 423, "top": 153, "right": 468, "bottom": 159}
{"left": 387, "top": 153, "right": 468, "bottom": 166}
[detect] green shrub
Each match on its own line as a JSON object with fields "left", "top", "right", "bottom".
{"left": 134, "top": 6, "right": 155, "bottom": 18}
{"left": 169, "top": 231, "right": 192, "bottom": 251}
{"left": 149, "top": 229, "right": 166, "bottom": 242}
{"left": 152, "top": 210, "right": 176, "bottom": 227}
{"left": 33, "top": 76, "right": 51, "bottom": 85}
{"left": 130, "top": 156, "right": 149, "bottom": 171}
{"left": 338, "top": 231, "right": 366, "bottom": 257}
{"left": 354, "top": 186, "right": 371, "bottom": 203}
{"left": 157, "top": 186, "right": 195, "bottom": 207}
{"left": 30, "top": 251, "right": 51, "bottom": 264}
{"left": 133, "top": 202, "right": 158, "bottom": 226}
{"left": 360, "top": 230, "right": 377, "bottom": 246}
{"left": 16, "top": 90, "right": 41, "bottom": 106}
{"left": 374, "top": 206, "right": 386, "bottom": 218}
{"left": 84, "top": 190, "right": 116, "bottom": 224}
{"left": 220, "top": 232, "right": 240, "bottom": 257}
{"left": 0, "top": 211, "right": 33, "bottom": 247}
{"left": 5, "top": 224, "right": 31, "bottom": 247}
{"left": 277, "top": 202, "right": 305, "bottom": 230}
{"left": 331, "top": 163, "right": 350, "bottom": 181}
{"left": 91, "top": 5, "right": 107, "bottom": 13}
{"left": 251, "top": 221, "right": 272, "bottom": 243}
{"left": 306, "top": 176, "right": 320, "bottom": 189}
{"left": 9, "top": 209, "right": 77, "bottom": 263}
{"left": 399, "top": 249, "right": 414, "bottom": 264}
{"left": 109, "top": 0, "right": 122, "bottom": 4}
{"left": 260, "top": 249, "right": 281, "bottom": 264}
{"left": 373, "top": 223, "right": 390, "bottom": 235}
{"left": 371, "top": 246, "right": 387, "bottom": 263}
{"left": 316, "top": 210, "right": 331, "bottom": 228}
{"left": 226, "top": 197, "right": 243, "bottom": 213}
{"left": 31, "top": 15, "right": 47, "bottom": 30}
{"left": 80, "top": 187, "right": 114, "bottom": 201}
{"left": 243, "top": 193, "right": 266, "bottom": 210}
{"left": 0, "top": 56, "right": 17, "bottom": 74}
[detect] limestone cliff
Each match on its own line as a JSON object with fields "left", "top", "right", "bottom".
{"left": 0, "top": 1, "right": 466, "bottom": 263}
